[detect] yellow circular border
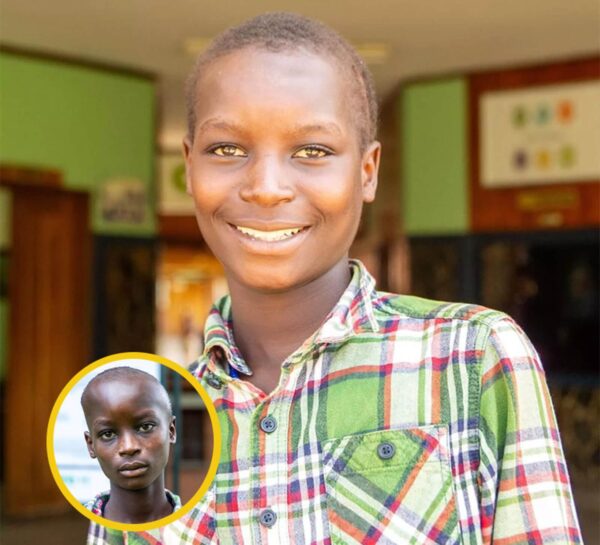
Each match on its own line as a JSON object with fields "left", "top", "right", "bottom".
{"left": 46, "top": 352, "right": 221, "bottom": 532}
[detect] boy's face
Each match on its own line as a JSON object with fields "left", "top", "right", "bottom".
{"left": 83, "top": 376, "right": 175, "bottom": 492}
{"left": 184, "top": 47, "right": 380, "bottom": 292}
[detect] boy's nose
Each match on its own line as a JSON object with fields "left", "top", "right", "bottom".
{"left": 118, "top": 432, "right": 141, "bottom": 456}
{"left": 239, "top": 154, "right": 295, "bottom": 207}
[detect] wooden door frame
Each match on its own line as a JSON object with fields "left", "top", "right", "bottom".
{"left": 1, "top": 169, "right": 91, "bottom": 517}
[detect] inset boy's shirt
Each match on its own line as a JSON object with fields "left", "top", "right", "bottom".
{"left": 89, "top": 260, "right": 581, "bottom": 545}
{"left": 86, "top": 489, "right": 180, "bottom": 545}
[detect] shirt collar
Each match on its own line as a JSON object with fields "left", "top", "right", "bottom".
{"left": 202, "top": 259, "right": 380, "bottom": 375}
{"left": 86, "top": 489, "right": 181, "bottom": 517}
{"left": 313, "top": 259, "right": 380, "bottom": 344}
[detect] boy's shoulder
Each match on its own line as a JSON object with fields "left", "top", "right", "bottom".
{"left": 372, "top": 290, "right": 509, "bottom": 330}
{"left": 84, "top": 491, "right": 109, "bottom": 516}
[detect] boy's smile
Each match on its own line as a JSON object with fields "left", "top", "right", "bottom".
{"left": 184, "top": 47, "right": 380, "bottom": 292}
{"left": 83, "top": 376, "right": 175, "bottom": 492}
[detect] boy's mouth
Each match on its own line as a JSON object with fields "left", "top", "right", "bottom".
{"left": 231, "top": 224, "right": 308, "bottom": 242}
{"left": 118, "top": 461, "right": 149, "bottom": 477}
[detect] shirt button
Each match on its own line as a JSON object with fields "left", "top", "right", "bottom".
{"left": 259, "top": 508, "right": 277, "bottom": 528}
{"left": 377, "top": 441, "right": 396, "bottom": 460}
{"left": 259, "top": 415, "right": 277, "bottom": 433}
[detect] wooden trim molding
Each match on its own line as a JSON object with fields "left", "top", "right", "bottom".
{"left": 0, "top": 43, "right": 156, "bottom": 81}
{"left": 0, "top": 164, "right": 63, "bottom": 189}
{"left": 158, "top": 214, "right": 207, "bottom": 245}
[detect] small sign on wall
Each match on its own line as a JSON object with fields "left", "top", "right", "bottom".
{"left": 480, "top": 80, "right": 600, "bottom": 187}
{"left": 99, "top": 177, "right": 147, "bottom": 224}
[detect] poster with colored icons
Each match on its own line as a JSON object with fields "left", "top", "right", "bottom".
{"left": 480, "top": 80, "right": 600, "bottom": 188}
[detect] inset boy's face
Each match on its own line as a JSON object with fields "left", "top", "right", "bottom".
{"left": 83, "top": 377, "right": 175, "bottom": 492}
{"left": 184, "top": 48, "right": 380, "bottom": 292}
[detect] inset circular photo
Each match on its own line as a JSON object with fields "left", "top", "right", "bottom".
{"left": 47, "top": 352, "right": 220, "bottom": 532}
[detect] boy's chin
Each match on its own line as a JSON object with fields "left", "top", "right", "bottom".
{"left": 226, "top": 254, "right": 351, "bottom": 294}
{"left": 114, "top": 479, "right": 150, "bottom": 491}
{"left": 113, "top": 473, "right": 161, "bottom": 492}
{"left": 231, "top": 264, "right": 318, "bottom": 293}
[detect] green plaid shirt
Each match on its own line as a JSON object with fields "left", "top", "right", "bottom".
{"left": 89, "top": 260, "right": 580, "bottom": 545}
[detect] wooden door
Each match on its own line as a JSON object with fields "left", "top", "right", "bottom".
{"left": 4, "top": 185, "right": 90, "bottom": 516}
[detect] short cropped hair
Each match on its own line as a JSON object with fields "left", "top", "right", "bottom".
{"left": 185, "top": 12, "right": 378, "bottom": 151}
{"left": 81, "top": 367, "right": 172, "bottom": 416}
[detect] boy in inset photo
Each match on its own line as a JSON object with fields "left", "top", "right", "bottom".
{"left": 81, "top": 366, "right": 179, "bottom": 524}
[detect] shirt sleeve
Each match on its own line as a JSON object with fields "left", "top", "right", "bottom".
{"left": 477, "top": 316, "right": 582, "bottom": 544}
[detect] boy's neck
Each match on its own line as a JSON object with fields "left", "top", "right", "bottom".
{"left": 227, "top": 258, "right": 351, "bottom": 394}
{"left": 104, "top": 477, "right": 172, "bottom": 524}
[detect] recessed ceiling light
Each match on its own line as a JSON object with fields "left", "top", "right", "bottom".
{"left": 354, "top": 43, "right": 390, "bottom": 65}
{"left": 183, "top": 37, "right": 214, "bottom": 56}
{"left": 183, "top": 37, "right": 390, "bottom": 65}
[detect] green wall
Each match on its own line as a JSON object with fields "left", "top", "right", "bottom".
{"left": 0, "top": 52, "right": 157, "bottom": 380}
{"left": 401, "top": 78, "right": 469, "bottom": 235}
{"left": 0, "top": 52, "right": 156, "bottom": 235}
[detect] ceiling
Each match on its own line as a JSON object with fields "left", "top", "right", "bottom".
{"left": 1, "top": 0, "right": 598, "bottom": 150}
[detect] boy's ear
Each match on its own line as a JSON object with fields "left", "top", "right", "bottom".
{"left": 169, "top": 416, "right": 176, "bottom": 444}
{"left": 84, "top": 431, "right": 96, "bottom": 459}
{"left": 360, "top": 141, "right": 381, "bottom": 203}
{"left": 182, "top": 137, "right": 194, "bottom": 196}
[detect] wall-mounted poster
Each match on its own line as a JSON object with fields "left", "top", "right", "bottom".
{"left": 480, "top": 81, "right": 600, "bottom": 188}
{"left": 469, "top": 57, "right": 600, "bottom": 232}
{"left": 99, "top": 177, "right": 147, "bottom": 224}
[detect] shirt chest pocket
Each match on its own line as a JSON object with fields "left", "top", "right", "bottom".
{"left": 322, "top": 425, "right": 460, "bottom": 545}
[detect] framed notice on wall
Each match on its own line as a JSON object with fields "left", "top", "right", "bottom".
{"left": 469, "top": 57, "right": 600, "bottom": 232}
{"left": 481, "top": 81, "right": 600, "bottom": 188}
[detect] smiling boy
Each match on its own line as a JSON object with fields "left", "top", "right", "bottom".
{"left": 82, "top": 367, "right": 179, "bottom": 525}
{"left": 88, "top": 11, "right": 580, "bottom": 545}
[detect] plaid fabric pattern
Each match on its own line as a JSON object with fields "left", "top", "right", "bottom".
{"left": 89, "top": 260, "right": 581, "bottom": 544}
{"left": 86, "top": 490, "right": 181, "bottom": 545}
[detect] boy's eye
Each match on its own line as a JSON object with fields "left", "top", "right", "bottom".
{"left": 138, "top": 422, "right": 156, "bottom": 433}
{"left": 209, "top": 144, "right": 247, "bottom": 157}
{"left": 293, "top": 146, "right": 332, "bottom": 159}
{"left": 99, "top": 430, "right": 116, "bottom": 441}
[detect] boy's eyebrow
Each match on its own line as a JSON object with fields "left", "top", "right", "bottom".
{"left": 289, "top": 122, "right": 343, "bottom": 138}
{"left": 196, "top": 117, "right": 248, "bottom": 136}
{"left": 196, "top": 118, "right": 344, "bottom": 139}
{"left": 132, "top": 408, "right": 163, "bottom": 420}
{"left": 90, "top": 408, "right": 163, "bottom": 428}
{"left": 91, "top": 417, "right": 114, "bottom": 428}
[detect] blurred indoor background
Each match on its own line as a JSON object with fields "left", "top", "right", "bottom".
{"left": 0, "top": 1, "right": 598, "bottom": 543}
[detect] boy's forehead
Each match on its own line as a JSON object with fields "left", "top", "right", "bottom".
{"left": 84, "top": 375, "right": 169, "bottom": 417}
{"left": 200, "top": 45, "right": 339, "bottom": 81}
{"left": 194, "top": 47, "right": 357, "bottom": 140}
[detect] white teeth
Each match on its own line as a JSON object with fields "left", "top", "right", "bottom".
{"left": 235, "top": 226, "right": 303, "bottom": 241}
